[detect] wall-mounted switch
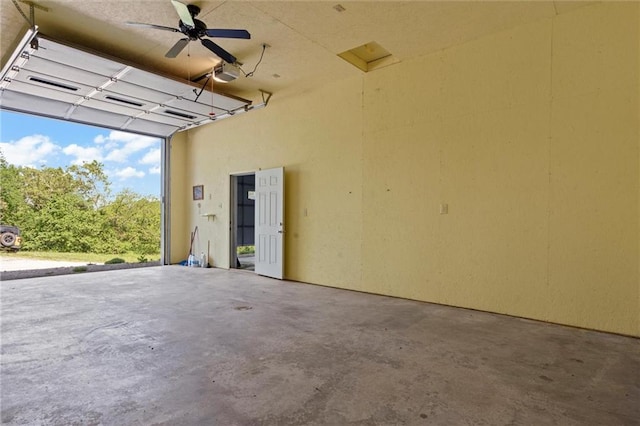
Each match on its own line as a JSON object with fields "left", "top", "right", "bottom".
{"left": 201, "top": 213, "right": 215, "bottom": 222}
{"left": 440, "top": 203, "right": 448, "bottom": 215}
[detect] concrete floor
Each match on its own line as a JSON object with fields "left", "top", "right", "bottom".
{"left": 237, "top": 254, "right": 255, "bottom": 271}
{"left": 1, "top": 267, "right": 638, "bottom": 425}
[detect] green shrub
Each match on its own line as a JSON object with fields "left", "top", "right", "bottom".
{"left": 237, "top": 245, "right": 255, "bottom": 255}
{"left": 72, "top": 266, "right": 87, "bottom": 273}
{"left": 105, "top": 257, "right": 125, "bottom": 264}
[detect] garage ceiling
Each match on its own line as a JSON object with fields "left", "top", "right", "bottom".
{"left": 1, "top": 1, "right": 593, "bottom": 110}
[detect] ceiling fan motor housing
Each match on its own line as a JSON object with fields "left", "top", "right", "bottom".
{"left": 180, "top": 19, "right": 207, "bottom": 39}
{"left": 186, "top": 4, "right": 200, "bottom": 17}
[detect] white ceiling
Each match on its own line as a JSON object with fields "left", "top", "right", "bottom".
{"left": 1, "top": 1, "right": 594, "bottom": 105}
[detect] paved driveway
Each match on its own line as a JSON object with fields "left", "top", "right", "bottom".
{"left": 0, "top": 256, "right": 88, "bottom": 272}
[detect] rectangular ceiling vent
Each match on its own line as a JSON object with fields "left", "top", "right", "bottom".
{"left": 28, "top": 76, "right": 79, "bottom": 91}
{"left": 104, "top": 95, "right": 144, "bottom": 107}
{"left": 163, "top": 109, "right": 197, "bottom": 120}
{"left": 338, "top": 41, "right": 399, "bottom": 73}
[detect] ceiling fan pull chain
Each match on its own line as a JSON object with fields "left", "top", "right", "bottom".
{"left": 187, "top": 43, "right": 191, "bottom": 81}
{"left": 214, "top": 70, "right": 216, "bottom": 117}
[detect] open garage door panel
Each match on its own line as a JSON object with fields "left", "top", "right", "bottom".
{"left": 0, "top": 29, "right": 252, "bottom": 138}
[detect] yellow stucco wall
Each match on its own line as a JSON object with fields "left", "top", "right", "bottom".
{"left": 168, "top": 131, "right": 189, "bottom": 264}
{"left": 171, "top": 2, "right": 639, "bottom": 336}
{"left": 547, "top": 3, "right": 639, "bottom": 335}
{"left": 174, "top": 77, "right": 364, "bottom": 283}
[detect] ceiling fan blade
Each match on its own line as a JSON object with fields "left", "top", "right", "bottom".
{"left": 201, "top": 39, "right": 237, "bottom": 64}
{"left": 171, "top": 0, "right": 195, "bottom": 28}
{"left": 166, "top": 38, "right": 190, "bottom": 58}
{"left": 204, "top": 29, "right": 251, "bottom": 39}
{"left": 126, "top": 22, "right": 179, "bottom": 32}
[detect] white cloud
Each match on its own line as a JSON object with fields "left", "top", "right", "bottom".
{"left": 0, "top": 134, "right": 60, "bottom": 167}
{"left": 114, "top": 167, "right": 145, "bottom": 180}
{"left": 63, "top": 144, "right": 103, "bottom": 165}
{"left": 93, "top": 133, "right": 119, "bottom": 150}
{"left": 99, "top": 131, "right": 160, "bottom": 163}
{"left": 149, "top": 166, "right": 161, "bottom": 175}
{"left": 139, "top": 148, "right": 161, "bottom": 165}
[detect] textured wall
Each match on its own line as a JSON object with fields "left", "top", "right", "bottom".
{"left": 174, "top": 77, "right": 363, "bottom": 282}
{"left": 169, "top": 131, "right": 189, "bottom": 264}
{"left": 547, "top": 3, "right": 639, "bottom": 333}
{"left": 359, "top": 2, "right": 639, "bottom": 335}
{"left": 172, "top": 2, "right": 639, "bottom": 336}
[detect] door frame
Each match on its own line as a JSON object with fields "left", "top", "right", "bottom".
{"left": 161, "top": 136, "right": 170, "bottom": 264}
{"left": 229, "top": 171, "right": 255, "bottom": 269}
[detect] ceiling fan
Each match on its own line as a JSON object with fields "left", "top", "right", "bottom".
{"left": 126, "top": 0, "right": 250, "bottom": 64}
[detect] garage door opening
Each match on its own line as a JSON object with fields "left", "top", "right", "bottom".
{"left": 229, "top": 173, "right": 255, "bottom": 271}
{"left": 0, "top": 110, "right": 165, "bottom": 276}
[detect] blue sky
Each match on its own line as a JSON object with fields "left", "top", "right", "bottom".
{"left": 0, "top": 110, "right": 161, "bottom": 197}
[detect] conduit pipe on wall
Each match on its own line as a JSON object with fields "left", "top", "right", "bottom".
{"left": 185, "top": 89, "right": 272, "bottom": 130}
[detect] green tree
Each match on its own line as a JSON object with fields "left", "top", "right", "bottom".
{"left": 68, "top": 160, "right": 111, "bottom": 209}
{"left": 0, "top": 153, "right": 23, "bottom": 224}
{"left": 27, "top": 192, "right": 103, "bottom": 252}
{"left": 103, "top": 189, "right": 161, "bottom": 255}
{"left": 20, "top": 166, "right": 76, "bottom": 211}
{"left": 0, "top": 153, "right": 160, "bottom": 256}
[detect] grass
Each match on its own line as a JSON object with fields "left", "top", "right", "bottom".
{"left": 237, "top": 245, "right": 255, "bottom": 255}
{"left": 0, "top": 251, "right": 159, "bottom": 264}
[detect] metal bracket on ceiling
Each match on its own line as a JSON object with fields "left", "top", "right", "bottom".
{"left": 259, "top": 89, "right": 273, "bottom": 106}
{"left": 11, "top": 0, "right": 32, "bottom": 26}
{"left": 12, "top": 0, "right": 49, "bottom": 28}
{"left": 18, "top": 0, "right": 48, "bottom": 11}
{"left": 11, "top": 0, "right": 47, "bottom": 51}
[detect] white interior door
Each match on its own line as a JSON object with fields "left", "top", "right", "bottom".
{"left": 255, "top": 167, "right": 284, "bottom": 279}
